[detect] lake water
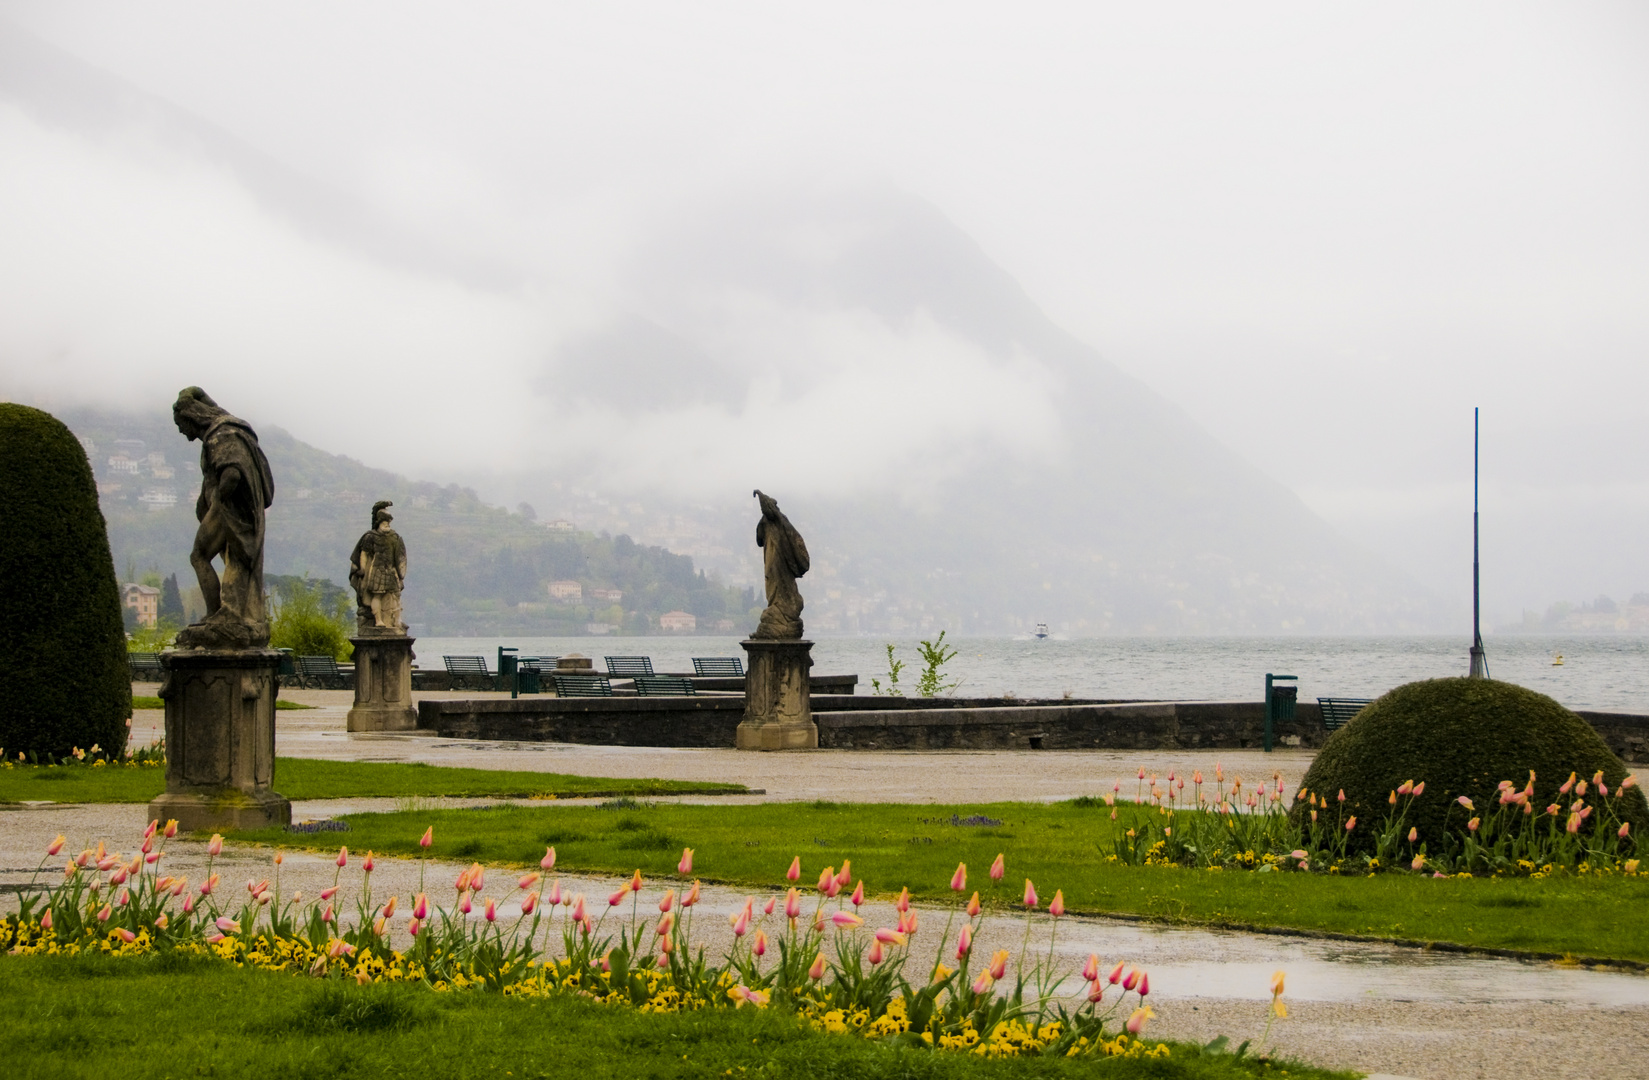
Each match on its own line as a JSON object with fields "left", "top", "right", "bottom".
{"left": 409, "top": 634, "right": 1649, "bottom": 713}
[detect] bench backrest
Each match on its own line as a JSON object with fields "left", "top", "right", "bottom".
{"left": 691, "top": 657, "right": 744, "bottom": 677}
{"left": 1317, "top": 697, "right": 1374, "bottom": 730}
{"left": 604, "top": 656, "right": 655, "bottom": 676}
{"left": 128, "top": 652, "right": 161, "bottom": 669}
{"left": 297, "top": 655, "right": 342, "bottom": 676}
{"left": 635, "top": 675, "right": 697, "bottom": 696}
{"left": 443, "top": 656, "right": 491, "bottom": 675}
{"left": 552, "top": 673, "right": 614, "bottom": 697}
{"left": 518, "top": 656, "right": 556, "bottom": 672}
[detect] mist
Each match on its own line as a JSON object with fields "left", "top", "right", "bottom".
{"left": 2, "top": 2, "right": 1647, "bottom": 629}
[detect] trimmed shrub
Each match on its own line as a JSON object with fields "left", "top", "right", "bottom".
{"left": 269, "top": 576, "right": 353, "bottom": 662}
{"left": 0, "top": 404, "right": 132, "bottom": 759}
{"left": 1294, "top": 677, "right": 1649, "bottom": 850}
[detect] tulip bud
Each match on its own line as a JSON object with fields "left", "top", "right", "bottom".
{"left": 608, "top": 887, "right": 629, "bottom": 908}
{"left": 540, "top": 846, "right": 555, "bottom": 871}
{"left": 321, "top": 886, "right": 338, "bottom": 901}
{"left": 1408, "top": 827, "right": 1418, "bottom": 843}
{"left": 818, "top": 866, "right": 835, "bottom": 893}
{"left": 950, "top": 863, "right": 967, "bottom": 892}
{"left": 784, "top": 887, "right": 801, "bottom": 920}
{"left": 753, "top": 930, "right": 768, "bottom": 957}
{"left": 1122, "top": 967, "right": 1140, "bottom": 991}
{"left": 868, "top": 939, "right": 884, "bottom": 966}
{"left": 785, "top": 855, "right": 803, "bottom": 881}
{"left": 208, "top": 835, "right": 223, "bottom": 857}
{"left": 519, "top": 872, "right": 540, "bottom": 891}
{"left": 408, "top": 918, "right": 421, "bottom": 937}
{"left": 1022, "top": 879, "right": 1038, "bottom": 909}
{"left": 1082, "top": 953, "right": 1100, "bottom": 982}
{"left": 830, "top": 911, "right": 861, "bottom": 929}
{"left": 971, "top": 970, "right": 994, "bottom": 995}
{"left": 1346, "top": 817, "right": 1357, "bottom": 832}
{"left": 39, "top": 909, "right": 52, "bottom": 931}
{"left": 989, "top": 853, "right": 1005, "bottom": 881}
{"left": 413, "top": 894, "right": 428, "bottom": 920}
{"left": 164, "top": 820, "right": 178, "bottom": 838}
{"left": 1049, "top": 889, "right": 1065, "bottom": 918}
{"left": 335, "top": 846, "right": 348, "bottom": 868}
{"left": 987, "top": 949, "right": 1009, "bottom": 980}
{"left": 1621, "top": 822, "right": 1632, "bottom": 839}
{"left": 956, "top": 924, "right": 973, "bottom": 958}
{"left": 1108, "top": 960, "right": 1125, "bottom": 984}
{"left": 153, "top": 913, "right": 167, "bottom": 930}
{"left": 966, "top": 891, "right": 981, "bottom": 918}
{"left": 683, "top": 881, "right": 700, "bottom": 907}
{"left": 382, "top": 896, "right": 398, "bottom": 919}
{"left": 420, "top": 827, "right": 434, "bottom": 849}
{"left": 808, "top": 953, "right": 826, "bottom": 980}
{"left": 677, "top": 848, "right": 694, "bottom": 875}
{"left": 215, "top": 916, "right": 239, "bottom": 933}
{"left": 1468, "top": 817, "right": 1480, "bottom": 833}
{"left": 1413, "top": 782, "right": 1425, "bottom": 796}
{"left": 46, "top": 835, "right": 66, "bottom": 856}
{"left": 363, "top": 852, "right": 375, "bottom": 874}
{"left": 484, "top": 898, "right": 497, "bottom": 923}
{"left": 763, "top": 896, "right": 775, "bottom": 916}
{"left": 656, "top": 911, "right": 674, "bottom": 936}
{"left": 849, "top": 881, "right": 864, "bottom": 908}
{"left": 1411, "top": 855, "right": 1425, "bottom": 871}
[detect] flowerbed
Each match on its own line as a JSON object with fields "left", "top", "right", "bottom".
{"left": 1, "top": 823, "right": 1290, "bottom": 1063}
{"left": 1099, "top": 764, "right": 1642, "bottom": 878}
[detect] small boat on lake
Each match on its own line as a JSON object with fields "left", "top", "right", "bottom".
{"left": 1034, "top": 622, "right": 1049, "bottom": 639}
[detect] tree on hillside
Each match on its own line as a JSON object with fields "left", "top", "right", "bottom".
{"left": 0, "top": 404, "right": 132, "bottom": 759}
{"left": 159, "top": 573, "right": 185, "bottom": 624}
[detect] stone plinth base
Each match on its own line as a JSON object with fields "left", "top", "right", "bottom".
{"left": 348, "top": 635, "right": 418, "bottom": 731}
{"left": 149, "top": 649, "right": 291, "bottom": 832}
{"left": 736, "top": 639, "right": 816, "bottom": 750}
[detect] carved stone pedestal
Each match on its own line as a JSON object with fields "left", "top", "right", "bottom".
{"left": 149, "top": 649, "right": 291, "bottom": 832}
{"left": 347, "top": 634, "right": 417, "bottom": 731}
{"left": 736, "top": 639, "right": 816, "bottom": 750}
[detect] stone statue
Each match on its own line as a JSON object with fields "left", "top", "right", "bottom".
{"left": 350, "top": 501, "right": 407, "bottom": 634}
{"left": 751, "top": 489, "right": 809, "bottom": 639}
{"left": 172, "top": 388, "right": 275, "bottom": 649}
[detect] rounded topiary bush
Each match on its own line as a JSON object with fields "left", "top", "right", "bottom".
{"left": 1294, "top": 678, "right": 1648, "bottom": 851}
{"left": 0, "top": 404, "right": 132, "bottom": 759}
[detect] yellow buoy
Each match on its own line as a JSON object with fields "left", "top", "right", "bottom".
{"left": 1552, "top": 653, "right": 1564, "bottom": 666}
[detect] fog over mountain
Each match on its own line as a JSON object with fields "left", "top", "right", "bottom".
{"left": 1, "top": 6, "right": 1645, "bottom": 633}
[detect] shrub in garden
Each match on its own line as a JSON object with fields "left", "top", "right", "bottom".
{"left": 1293, "top": 678, "right": 1648, "bottom": 852}
{"left": 0, "top": 404, "right": 131, "bottom": 760}
{"left": 269, "top": 576, "right": 353, "bottom": 661}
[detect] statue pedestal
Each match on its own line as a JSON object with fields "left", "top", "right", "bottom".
{"left": 347, "top": 634, "right": 418, "bottom": 732}
{"left": 149, "top": 649, "right": 291, "bottom": 832}
{"left": 736, "top": 639, "right": 816, "bottom": 750}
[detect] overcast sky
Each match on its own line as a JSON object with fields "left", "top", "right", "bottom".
{"left": 2, "top": 2, "right": 1646, "bottom": 619}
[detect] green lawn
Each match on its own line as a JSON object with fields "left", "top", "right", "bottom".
{"left": 0, "top": 952, "right": 1352, "bottom": 1080}
{"left": 239, "top": 800, "right": 1649, "bottom": 962}
{"left": 131, "top": 695, "right": 313, "bottom": 709}
{"left": 0, "top": 759, "right": 746, "bottom": 804}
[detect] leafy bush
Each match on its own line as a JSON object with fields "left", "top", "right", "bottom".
{"left": 1293, "top": 678, "right": 1649, "bottom": 851}
{"left": 0, "top": 404, "right": 131, "bottom": 759}
{"left": 268, "top": 576, "right": 353, "bottom": 661}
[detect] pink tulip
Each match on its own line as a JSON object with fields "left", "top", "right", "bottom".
{"left": 904, "top": 910, "right": 920, "bottom": 937}
{"left": 1622, "top": 774, "right": 1638, "bottom": 790}
{"left": 784, "top": 887, "right": 801, "bottom": 920}
{"left": 548, "top": 881, "right": 563, "bottom": 906}
{"left": 817, "top": 867, "right": 835, "bottom": 893}
{"left": 413, "top": 894, "right": 428, "bottom": 920}
{"left": 1126, "top": 1007, "right": 1151, "bottom": 1034}
{"left": 1408, "top": 827, "right": 1418, "bottom": 843}
{"left": 658, "top": 889, "right": 675, "bottom": 913}
{"left": 835, "top": 861, "right": 852, "bottom": 887}
{"left": 164, "top": 820, "right": 178, "bottom": 838}
{"left": 323, "top": 903, "right": 335, "bottom": 924}
{"left": 153, "top": 914, "right": 167, "bottom": 930}
{"left": 142, "top": 836, "right": 155, "bottom": 854}
{"left": 950, "top": 863, "right": 967, "bottom": 892}
{"left": 1022, "top": 879, "right": 1038, "bottom": 909}
{"left": 731, "top": 909, "right": 751, "bottom": 936}
{"left": 895, "top": 886, "right": 910, "bottom": 912}
{"left": 608, "top": 887, "right": 629, "bottom": 907}
{"left": 206, "top": 933, "right": 225, "bottom": 944}
{"left": 987, "top": 949, "right": 1009, "bottom": 980}
{"left": 1138, "top": 972, "right": 1150, "bottom": 996}
{"left": 966, "top": 892, "right": 981, "bottom": 918}
{"left": 39, "top": 909, "right": 52, "bottom": 931}
{"left": 115, "top": 928, "right": 137, "bottom": 944}
{"left": 1468, "top": 817, "right": 1480, "bottom": 833}
{"left": 831, "top": 911, "right": 862, "bottom": 929}
{"left": 1397, "top": 780, "right": 1413, "bottom": 796}
{"left": 850, "top": 882, "right": 864, "bottom": 908}
{"left": 683, "top": 881, "right": 700, "bottom": 907}
{"left": 763, "top": 896, "right": 775, "bottom": 916}
{"left": 1567, "top": 813, "right": 1581, "bottom": 835}
{"left": 1108, "top": 960, "right": 1126, "bottom": 984}
{"left": 458, "top": 894, "right": 472, "bottom": 915}
{"left": 1049, "top": 890, "right": 1065, "bottom": 918}
{"left": 1122, "top": 967, "right": 1140, "bottom": 992}
{"left": 956, "top": 924, "right": 973, "bottom": 958}
{"left": 989, "top": 853, "right": 1005, "bottom": 881}
{"left": 320, "top": 886, "right": 339, "bottom": 901}
{"left": 874, "top": 927, "right": 907, "bottom": 946}
{"left": 808, "top": 953, "right": 826, "bottom": 980}
{"left": 1082, "top": 953, "right": 1100, "bottom": 981}
{"left": 1087, "top": 980, "right": 1106, "bottom": 1003}
{"left": 570, "top": 895, "right": 587, "bottom": 922}
{"left": 971, "top": 971, "right": 994, "bottom": 995}
{"left": 215, "top": 916, "right": 239, "bottom": 933}
{"left": 1411, "top": 855, "right": 1425, "bottom": 871}
{"left": 1346, "top": 817, "right": 1357, "bottom": 832}
{"left": 656, "top": 911, "right": 675, "bottom": 936}
{"left": 372, "top": 916, "right": 386, "bottom": 936}
{"left": 824, "top": 876, "right": 841, "bottom": 900}
{"left": 1560, "top": 772, "right": 1576, "bottom": 794}
{"left": 753, "top": 930, "right": 768, "bottom": 957}
{"left": 520, "top": 891, "right": 537, "bottom": 915}
{"left": 455, "top": 869, "right": 472, "bottom": 893}
{"left": 1413, "top": 782, "right": 1425, "bottom": 796}
{"left": 540, "top": 846, "right": 556, "bottom": 871}
{"left": 484, "top": 898, "right": 497, "bottom": 923}
{"left": 677, "top": 848, "right": 694, "bottom": 875}
{"left": 1621, "top": 823, "right": 1632, "bottom": 839}
{"left": 208, "top": 835, "right": 223, "bottom": 857}
{"left": 46, "top": 835, "right": 65, "bottom": 856}
{"left": 182, "top": 894, "right": 195, "bottom": 914}
{"left": 787, "top": 856, "right": 801, "bottom": 881}
{"left": 408, "top": 918, "right": 421, "bottom": 937}
{"left": 658, "top": 936, "right": 674, "bottom": 958}
{"left": 420, "top": 827, "right": 433, "bottom": 849}
{"left": 472, "top": 866, "right": 486, "bottom": 891}
{"left": 868, "top": 939, "right": 885, "bottom": 966}
{"left": 518, "top": 872, "right": 540, "bottom": 891}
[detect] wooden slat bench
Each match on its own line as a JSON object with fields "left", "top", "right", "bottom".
{"left": 634, "top": 675, "right": 697, "bottom": 696}
{"left": 128, "top": 652, "right": 163, "bottom": 682}
{"left": 691, "top": 657, "right": 744, "bottom": 677}
{"left": 443, "top": 655, "right": 495, "bottom": 691}
{"left": 1317, "top": 697, "right": 1374, "bottom": 731}
{"left": 552, "top": 674, "right": 614, "bottom": 697}
{"left": 296, "top": 655, "right": 349, "bottom": 690}
{"left": 604, "top": 656, "right": 655, "bottom": 677}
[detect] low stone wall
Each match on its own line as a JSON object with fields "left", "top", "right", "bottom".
{"left": 1575, "top": 711, "right": 1649, "bottom": 765}
{"left": 417, "top": 695, "right": 747, "bottom": 747}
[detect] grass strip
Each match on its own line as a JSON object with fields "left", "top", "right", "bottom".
{"left": 131, "top": 695, "right": 313, "bottom": 709}
{"left": 237, "top": 800, "right": 1649, "bottom": 963}
{"left": 0, "top": 952, "right": 1351, "bottom": 1080}
{"left": 0, "top": 759, "right": 747, "bottom": 804}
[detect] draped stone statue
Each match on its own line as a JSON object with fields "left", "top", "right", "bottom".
{"left": 172, "top": 388, "right": 275, "bottom": 650}
{"left": 350, "top": 501, "right": 408, "bottom": 634}
{"left": 752, "top": 489, "right": 809, "bottom": 640}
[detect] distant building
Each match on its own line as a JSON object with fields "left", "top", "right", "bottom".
{"left": 548, "top": 580, "right": 583, "bottom": 601}
{"left": 139, "top": 488, "right": 178, "bottom": 511}
{"left": 544, "top": 519, "right": 576, "bottom": 533}
{"left": 583, "top": 622, "right": 617, "bottom": 635}
{"left": 590, "top": 588, "right": 623, "bottom": 602}
{"left": 122, "top": 583, "right": 160, "bottom": 628}
{"left": 108, "top": 453, "right": 139, "bottom": 474}
{"left": 659, "top": 611, "right": 697, "bottom": 632}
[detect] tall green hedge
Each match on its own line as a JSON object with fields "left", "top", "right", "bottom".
{"left": 1293, "top": 677, "right": 1649, "bottom": 850}
{"left": 0, "top": 404, "right": 132, "bottom": 759}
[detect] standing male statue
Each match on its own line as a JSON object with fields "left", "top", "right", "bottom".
{"left": 350, "top": 501, "right": 408, "bottom": 633}
{"left": 172, "top": 388, "right": 275, "bottom": 649}
{"left": 752, "top": 489, "right": 809, "bottom": 639}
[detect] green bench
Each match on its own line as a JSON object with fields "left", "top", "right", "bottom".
{"left": 1317, "top": 697, "right": 1373, "bottom": 731}
{"left": 552, "top": 674, "right": 614, "bottom": 697}
{"left": 128, "top": 652, "right": 163, "bottom": 682}
{"left": 604, "top": 656, "right": 655, "bottom": 677}
{"left": 296, "top": 655, "right": 349, "bottom": 690}
{"left": 691, "top": 657, "right": 744, "bottom": 677}
{"left": 443, "top": 655, "right": 494, "bottom": 691}
{"left": 634, "top": 675, "right": 697, "bottom": 696}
